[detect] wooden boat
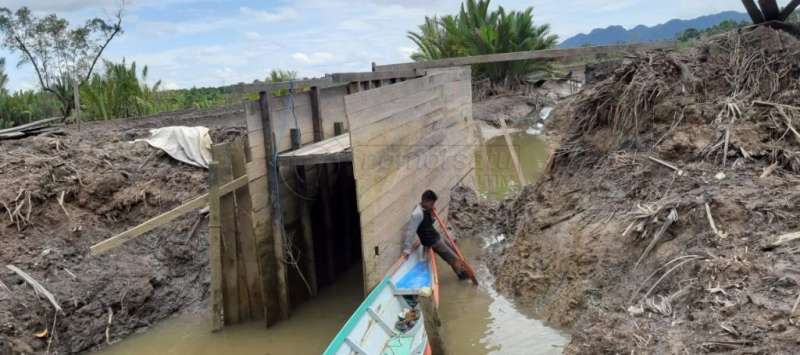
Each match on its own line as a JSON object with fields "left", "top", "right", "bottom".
{"left": 323, "top": 245, "right": 440, "bottom": 355}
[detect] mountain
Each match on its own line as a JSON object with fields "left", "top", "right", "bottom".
{"left": 559, "top": 11, "right": 750, "bottom": 48}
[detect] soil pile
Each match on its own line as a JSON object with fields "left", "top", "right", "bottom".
{"left": 492, "top": 26, "right": 800, "bottom": 353}
{"left": 0, "top": 114, "right": 244, "bottom": 353}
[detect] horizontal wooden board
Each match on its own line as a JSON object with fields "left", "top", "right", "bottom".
{"left": 373, "top": 42, "right": 677, "bottom": 72}
{"left": 344, "top": 70, "right": 466, "bottom": 116}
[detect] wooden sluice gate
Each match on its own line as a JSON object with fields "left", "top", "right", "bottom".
{"left": 200, "top": 67, "right": 479, "bottom": 331}
{"left": 88, "top": 67, "right": 478, "bottom": 333}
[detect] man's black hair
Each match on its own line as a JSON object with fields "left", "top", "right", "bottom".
{"left": 422, "top": 190, "right": 438, "bottom": 202}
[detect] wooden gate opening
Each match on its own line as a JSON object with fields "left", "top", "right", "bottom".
{"left": 206, "top": 67, "right": 476, "bottom": 330}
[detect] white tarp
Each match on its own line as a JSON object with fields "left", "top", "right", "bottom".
{"left": 135, "top": 126, "right": 212, "bottom": 168}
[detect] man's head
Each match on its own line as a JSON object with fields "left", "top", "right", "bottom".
{"left": 420, "top": 190, "right": 438, "bottom": 210}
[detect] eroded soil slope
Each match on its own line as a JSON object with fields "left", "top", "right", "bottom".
{"left": 492, "top": 27, "right": 800, "bottom": 354}
{"left": 0, "top": 114, "right": 244, "bottom": 354}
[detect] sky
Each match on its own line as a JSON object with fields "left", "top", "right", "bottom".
{"left": 0, "top": 0, "right": 748, "bottom": 92}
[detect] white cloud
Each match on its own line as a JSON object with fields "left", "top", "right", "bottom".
{"left": 291, "top": 51, "right": 336, "bottom": 65}
{"left": 240, "top": 6, "right": 298, "bottom": 23}
{"left": 397, "top": 46, "right": 416, "bottom": 59}
{"left": 243, "top": 31, "right": 263, "bottom": 40}
{"left": 338, "top": 19, "right": 372, "bottom": 31}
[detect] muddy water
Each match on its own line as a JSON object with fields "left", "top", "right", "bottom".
{"left": 475, "top": 132, "right": 551, "bottom": 200}
{"left": 438, "top": 237, "right": 568, "bottom": 354}
{"left": 97, "top": 130, "right": 566, "bottom": 355}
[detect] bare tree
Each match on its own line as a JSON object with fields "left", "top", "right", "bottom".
{"left": 0, "top": 4, "right": 124, "bottom": 117}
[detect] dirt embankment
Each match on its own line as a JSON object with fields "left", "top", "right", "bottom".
{"left": 0, "top": 113, "right": 245, "bottom": 354}
{"left": 490, "top": 27, "right": 800, "bottom": 354}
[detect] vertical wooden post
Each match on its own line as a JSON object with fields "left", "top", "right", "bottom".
{"left": 245, "top": 101, "right": 277, "bottom": 326}
{"left": 212, "top": 144, "right": 241, "bottom": 324}
{"left": 230, "top": 138, "right": 263, "bottom": 321}
{"left": 73, "top": 78, "right": 81, "bottom": 132}
{"left": 310, "top": 87, "right": 324, "bottom": 141}
{"left": 310, "top": 86, "right": 336, "bottom": 284}
{"left": 207, "top": 162, "right": 224, "bottom": 331}
{"left": 497, "top": 117, "right": 526, "bottom": 186}
{"left": 334, "top": 122, "right": 353, "bottom": 266}
{"left": 291, "top": 129, "right": 318, "bottom": 297}
{"left": 259, "top": 91, "right": 290, "bottom": 322}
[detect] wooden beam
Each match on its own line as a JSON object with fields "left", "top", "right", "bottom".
{"left": 212, "top": 144, "right": 241, "bottom": 325}
{"left": 310, "top": 87, "right": 324, "bottom": 141}
{"left": 90, "top": 175, "right": 249, "bottom": 255}
{"left": 309, "top": 87, "right": 337, "bottom": 284}
{"left": 373, "top": 42, "right": 676, "bottom": 72}
{"left": 230, "top": 138, "right": 264, "bottom": 321}
{"left": 497, "top": 116, "right": 526, "bottom": 186}
{"left": 781, "top": 0, "right": 800, "bottom": 20}
{"left": 259, "top": 92, "right": 291, "bottom": 322}
{"left": 0, "top": 117, "right": 59, "bottom": 135}
{"left": 759, "top": 0, "right": 781, "bottom": 20}
{"left": 743, "top": 0, "right": 766, "bottom": 23}
{"left": 330, "top": 70, "right": 423, "bottom": 82}
{"left": 207, "top": 162, "right": 224, "bottom": 331}
{"left": 278, "top": 151, "right": 352, "bottom": 166}
{"left": 334, "top": 122, "right": 354, "bottom": 268}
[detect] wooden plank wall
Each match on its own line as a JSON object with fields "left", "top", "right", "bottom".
{"left": 345, "top": 67, "right": 476, "bottom": 290}
{"left": 242, "top": 84, "right": 353, "bottom": 322}
{"left": 208, "top": 137, "right": 266, "bottom": 328}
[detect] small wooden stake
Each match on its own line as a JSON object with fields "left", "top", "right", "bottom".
{"left": 497, "top": 117, "right": 526, "bottom": 186}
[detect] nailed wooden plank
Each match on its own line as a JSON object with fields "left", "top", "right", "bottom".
{"left": 277, "top": 134, "right": 352, "bottom": 165}
{"left": 356, "top": 125, "right": 471, "bottom": 223}
{"left": 0, "top": 117, "right": 59, "bottom": 135}
{"left": 231, "top": 138, "right": 263, "bottom": 321}
{"left": 373, "top": 42, "right": 677, "bottom": 72}
{"left": 207, "top": 162, "right": 224, "bottom": 331}
{"left": 344, "top": 70, "right": 465, "bottom": 116}
{"left": 330, "top": 70, "right": 423, "bottom": 82}
{"left": 212, "top": 144, "right": 241, "bottom": 325}
{"left": 90, "top": 176, "right": 248, "bottom": 255}
{"left": 352, "top": 108, "right": 469, "bottom": 210}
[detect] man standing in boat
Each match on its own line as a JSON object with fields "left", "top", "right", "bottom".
{"left": 402, "top": 190, "right": 469, "bottom": 280}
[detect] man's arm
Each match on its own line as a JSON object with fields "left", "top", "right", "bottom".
{"left": 402, "top": 207, "right": 423, "bottom": 255}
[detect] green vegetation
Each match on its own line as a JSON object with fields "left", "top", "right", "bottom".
{"left": 0, "top": 6, "right": 123, "bottom": 118}
{"left": 408, "top": 0, "right": 557, "bottom": 84}
{"left": 676, "top": 20, "right": 751, "bottom": 43}
{"left": 81, "top": 59, "right": 163, "bottom": 120}
{"left": 0, "top": 57, "right": 301, "bottom": 127}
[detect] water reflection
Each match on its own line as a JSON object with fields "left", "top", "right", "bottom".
{"left": 475, "top": 132, "right": 551, "bottom": 200}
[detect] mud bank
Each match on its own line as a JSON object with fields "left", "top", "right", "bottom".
{"left": 489, "top": 26, "right": 800, "bottom": 354}
{"left": 0, "top": 112, "right": 246, "bottom": 354}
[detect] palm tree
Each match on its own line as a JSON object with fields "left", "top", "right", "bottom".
{"left": 406, "top": 0, "right": 558, "bottom": 85}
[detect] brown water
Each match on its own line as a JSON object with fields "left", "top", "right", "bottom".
{"left": 475, "top": 132, "right": 552, "bottom": 200}
{"left": 97, "top": 130, "right": 568, "bottom": 355}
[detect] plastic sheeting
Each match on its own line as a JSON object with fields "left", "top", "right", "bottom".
{"left": 135, "top": 126, "right": 212, "bottom": 169}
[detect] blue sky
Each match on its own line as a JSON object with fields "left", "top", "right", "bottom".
{"left": 0, "top": 0, "right": 748, "bottom": 91}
